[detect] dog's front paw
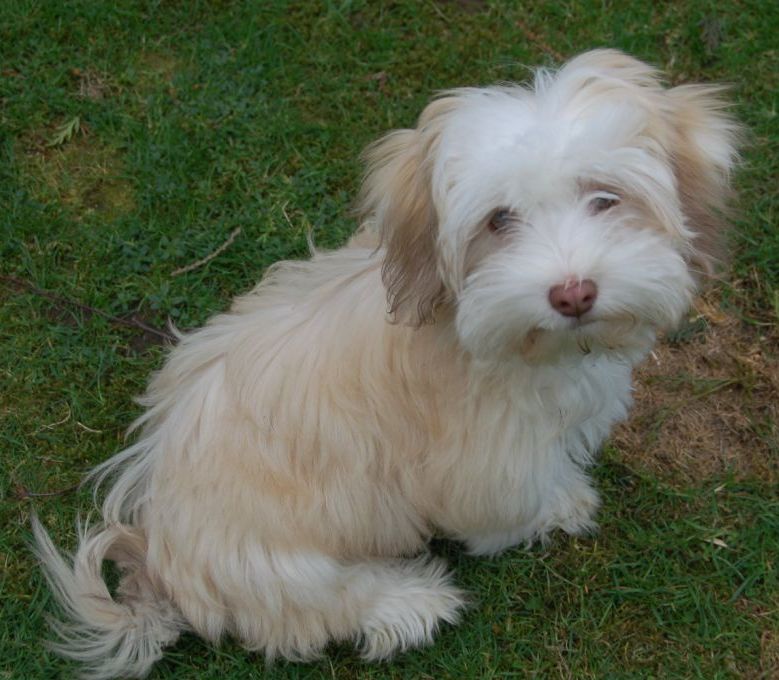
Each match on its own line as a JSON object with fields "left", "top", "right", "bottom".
{"left": 464, "top": 528, "right": 534, "bottom": 556}
{"left": 465, "top": 482, "right": 601, "bottom": 555}
{"left": 556, "top": 482, "right": 600, "bottom": 537}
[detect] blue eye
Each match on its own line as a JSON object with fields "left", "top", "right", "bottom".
{"left": 488, "top": 209, "right": 515, "bottom": 232}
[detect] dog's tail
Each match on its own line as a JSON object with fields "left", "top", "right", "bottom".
{"left": 31, "top": 515, "right": 184, "bottom": 679}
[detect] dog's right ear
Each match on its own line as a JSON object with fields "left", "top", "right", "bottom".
{"left": 358, "top": 98, "right": 456, "bottom": 326}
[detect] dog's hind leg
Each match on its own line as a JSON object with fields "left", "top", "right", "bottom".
{"left": 350, "top": 555, "right": 467, "bottom": 660}
{"left": 223, "top": 550, "right": 466, "bottom": 661}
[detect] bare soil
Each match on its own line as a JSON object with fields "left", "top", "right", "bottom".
{"left": 614, "top": 293, "right": 779, "bottom": 484}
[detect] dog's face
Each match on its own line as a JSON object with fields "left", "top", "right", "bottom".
{"left": 360, "top": 50, "right": 739, "bottom": 363}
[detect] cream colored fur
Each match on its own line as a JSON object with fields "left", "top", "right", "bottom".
{"left": 33, "top": 50, "right": 740, "bottom": 679}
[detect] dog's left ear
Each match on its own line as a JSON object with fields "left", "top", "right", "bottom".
{"left": 665, "top": 85, "right": 741, "bottom": 276}
{"left": 358, "top": 98, "right": 458, "bottom": 325}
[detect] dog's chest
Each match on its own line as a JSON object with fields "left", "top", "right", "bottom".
{"left": 467, "top": 356, "right": 631, "bottom": 451}
{"left": 420, "top": 357, "right": 633, "bottom": 527}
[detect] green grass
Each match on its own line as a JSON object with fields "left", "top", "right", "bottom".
{"left": 1, "top": 1, "right": 777, "bottom": 678}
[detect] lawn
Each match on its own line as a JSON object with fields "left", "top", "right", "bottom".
{"left": 1, "top": 1, "right": 777, "bottom": 678}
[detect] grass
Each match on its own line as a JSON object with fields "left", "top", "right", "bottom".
{"left": 1, "top": 1, "right": 777, "bottom": 677}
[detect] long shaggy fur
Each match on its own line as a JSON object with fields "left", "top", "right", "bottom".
{"left": 33, "top": 50, "right": 740, "bottom": 678}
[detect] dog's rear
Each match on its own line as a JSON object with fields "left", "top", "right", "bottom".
{"left": 31, "top": 249, "right": 466, "bottom": 678}
{"left": 32, "top": 519, "right": 183, "bottom": 679}
{"left": 33, "top": 516, "right": 462, "bottom": 678}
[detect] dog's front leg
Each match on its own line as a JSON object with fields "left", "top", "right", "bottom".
{"left": 463, "top": 463, "right": 600, "bottom": 557}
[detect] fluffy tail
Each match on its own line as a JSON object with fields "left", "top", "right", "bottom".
{"left": 31, "top": 516, "right": 185, "bottom": 679}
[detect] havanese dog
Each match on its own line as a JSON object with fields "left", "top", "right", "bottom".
{"left": 33, "top": 49, "right": 739, "bottom": 678}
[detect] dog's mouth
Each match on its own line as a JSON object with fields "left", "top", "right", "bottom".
{"left": 519, "top": 314, "right": 650, "bottom": 364}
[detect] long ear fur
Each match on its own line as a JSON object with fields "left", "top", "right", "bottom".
{"left": 558, "top": 50, "right": 741, "bottom": 277}
{"left": 666, "top": 84, "right": 741, "bottom": 276}
{"left": 358, "top": 98, "right": 458, "bottom": 325}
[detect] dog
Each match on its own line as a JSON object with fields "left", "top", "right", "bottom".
{"left": 33, "top": 49, "right": 739, "bottom": 678}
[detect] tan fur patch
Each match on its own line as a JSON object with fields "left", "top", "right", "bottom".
{"left": 666, "top": 85, "right": 741, "bottom": 276}
{"left": 358, "top": 98, "right": 460, "bottom": 325}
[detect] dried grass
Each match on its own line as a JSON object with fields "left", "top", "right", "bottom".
{"left": 17, "top": 132, "right": 135, "bottom": 220}
{"left": 614, "top": 292, "right": 779, "bottom": 484}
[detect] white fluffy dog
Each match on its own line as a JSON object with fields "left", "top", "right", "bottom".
{"left": 33, "top": 50, "right": 739, "bottom": 678}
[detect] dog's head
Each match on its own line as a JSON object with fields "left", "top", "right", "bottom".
{"left": 359, "top": 50, "right": 740, "bottom": 363}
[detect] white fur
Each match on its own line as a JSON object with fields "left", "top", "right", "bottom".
{"left": 33, "top": 50, "right": 739, "bottom": 678}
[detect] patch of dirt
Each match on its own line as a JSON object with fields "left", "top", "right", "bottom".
{"left": 122, "top": 313, "right": 174, "bottom": 355}
{"left": 136, "top": 51, "right": 179, "bottom": 95}
{"left": 70, "top": 67, "right": 111, "bottom": 100}
{"left": 17, "top": 131, "right": 135, "bottom": 220}
{"left": 762, "top": 629, "right": 779, "bottom": 678}
{"left": 138, "top": 51, "right": 178, "bottom": 79}
{"left": 613, "top": 293, "right": 778, "bottom": 485}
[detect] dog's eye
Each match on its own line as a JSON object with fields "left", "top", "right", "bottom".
{"left": 589, "top": 194, "right": 620, "bottom": 214}
{"left": 488, "top": 209, "right": 515, "bottom": 233}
